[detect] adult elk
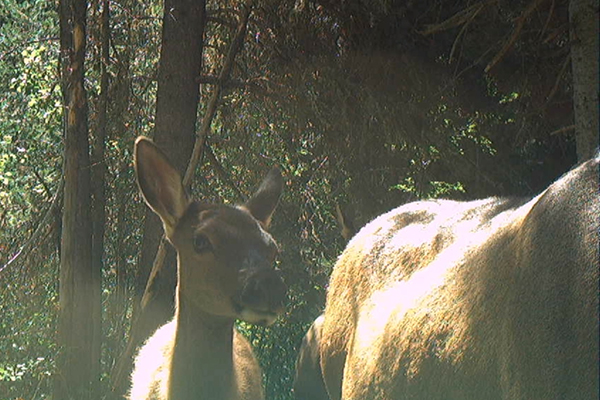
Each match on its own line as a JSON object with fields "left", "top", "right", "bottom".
{"left": 129, "top": 136, "right": 286, "bottom": 400}
{"left": 293, "top": 315, "right": 328, "bottom": 400}
{"left": 293, "top": 205, "right": 356, "bottom": 400}
{"left": 320, "top": 154, "right": 599, "bottom": 400}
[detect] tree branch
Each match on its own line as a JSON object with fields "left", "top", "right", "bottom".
{"left": 0, "top": 175, "right": 64, "bottom": 274}
{"left": 196, "top": 74, "right": 247, "bottom": 88}
{"left": 206, "top": 15, "right": 237, "bottom": 29}
{"left": 183, "top": 0, "right": 253, "bottom": 185}
{"left": 545, "top": 53, "right": 570, "bottom": 104}
{"left": 150, "top": 0, "right": 255, "bottom": 280}
{"left": 448, "top": 3, "right": 486, "bottom": 62}
{"left": 485, "top": 0, "right": 549, "bottom": 73}
{"left": 204, "top": 143, "right": 246, "bottom": 201}
{"left": 420, "top": 0, "right": 498, "bottom": 36}
{"left": 549, "top": 124, "right": 576, "bottom": 135}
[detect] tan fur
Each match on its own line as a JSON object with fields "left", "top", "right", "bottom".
{"left": 321, "top": 154, "right": 599, "bottom": 400}
{"left": 293, "top": 315, "right": 329, "bottom": 400}
{"left": 129, "top": 137, "right": 285, "bottom": 400}
{"left": 293, "top": 205, "right": 356, "bottom": 400}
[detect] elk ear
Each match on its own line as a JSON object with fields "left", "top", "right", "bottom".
{"left": 244, "top": 167, "right": 283, "bottom": 228}
{"left": 134, "top": 136, "right": 190, "bottom": 235}
{"left": 335, "top": 203, "right": 356, "bottom": 242}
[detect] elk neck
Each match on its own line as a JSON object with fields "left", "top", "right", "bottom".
{"left": 168, "top": 291, "right": 237, "bottom": 399}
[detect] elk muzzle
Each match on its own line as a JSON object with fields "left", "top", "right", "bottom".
{"left": 236, "top": 266, "right": 287, "bottom": 326}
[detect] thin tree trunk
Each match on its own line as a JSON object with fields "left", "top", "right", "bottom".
{"left": 91, "top": 0, "right": 109, "bottom": 275}
{"left": 134, "top": 0, "right": 209, "bottom": 317}
{"left": 55, "top": 0, "right": 101, "bottom": 397}
{"left": 137, "top": 0, "right": 209, "bottom": 324}
{"left": 110, "top": 4, "right": 132, "bottom": 308}
{"left": 569, "top": 0, "right": 599, "bottom": 161}
{"left": 115, "top": 179, "right": 129, "bottom": 308}
{"left": 89, "top": 0, "right": 109, "bottom": 391}
{"left": 110, "top": 0, "right": 206, "bottom": 397}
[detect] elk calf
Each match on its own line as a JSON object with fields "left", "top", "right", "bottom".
{"left": 129, "top": 137, "right": 286, "bottom": 400}
{"left": 320, "top": 154, "right": 599, "bottom": 400}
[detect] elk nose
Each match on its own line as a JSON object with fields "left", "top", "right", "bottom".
{"left": 240, "top": 268, "right": 287, "bottom": 313}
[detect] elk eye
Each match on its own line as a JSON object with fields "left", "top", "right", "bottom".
{"left": 193, "top": 234, "right": 212, "bottom": 254}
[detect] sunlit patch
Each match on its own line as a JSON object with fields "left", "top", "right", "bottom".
{"left": 386, "top": 223, "right": 439, "bottom": 250}
{"left": 350, "top": 193, "right": 544, "bottom": 381}
{"left": 354, "top": 254, "right": 450, "bottom": 368}
{"left": 239, "top": 308, "right": 279, "bottom": 326}
{"left": 233, "top": 296, "right": 282, "bottom": 326}
{"left": 129, "top": 321, "right": 175, "bottom": 400}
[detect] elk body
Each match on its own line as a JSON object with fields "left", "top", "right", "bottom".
{"left": 129, "top": 137, "right": 286, "bottom": 400}
{"left": 293, "top": 315, "right": 328, "bottom": 400}
{"left": 292, "top": 205, "right": 356, "bottom": 400}
{"left": 320, "top": 154, "right": 599, "bottom": 400}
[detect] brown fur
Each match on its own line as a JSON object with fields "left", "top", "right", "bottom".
{"left": 293, "top": 315, "right": 329, "bottom": 400}
{"left": 129, "top": 137, "right": 286, "bottom": 400}
{"left": 320, "top": 154, "right": 599, "bottom": 400}
{"left": 293, "top": 206, "right": 356, "bottom": 400}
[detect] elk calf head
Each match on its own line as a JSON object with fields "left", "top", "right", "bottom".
{"left": 134, "top": 136, "right": 286, "bottom": 325}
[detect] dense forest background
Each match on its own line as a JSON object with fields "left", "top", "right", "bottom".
{"left": 0, "top": 0, "right": 597, "bottom": 399}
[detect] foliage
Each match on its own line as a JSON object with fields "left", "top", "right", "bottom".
{"left": 0, "top": 0, "right": 62, "bottom": 246}
{"left": 0, "top": 0, "right": 583, "bottom": 399}
{"left": 0, "top": 2, "right": 61, "bottom": 396}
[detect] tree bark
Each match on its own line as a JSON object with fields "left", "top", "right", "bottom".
{"left": 54, "top": 0, "right": 101, "bottom": 398}
{"left": 569, "top": 0, "right": 599, "bottom": 161}
{"left": 135, "top": 0, "right": 208, "bottom": 318}
{"left": 90, "top": 0, "right": 109, "bottom": 282}
{"left": 110, "top": 0, "right": 206, "bottom": 397}
{"left": 89, "top": 0, "right": 109, "bottom": 385}
{"left": 110, "top": 6, "right": 133, "bottom": 308}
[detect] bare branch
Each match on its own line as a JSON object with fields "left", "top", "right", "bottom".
{"left": 204, "top": 143, "right": 246, "bottom": 202}
{"left": 32, "top": 168, "right": 53, "bottom": 199}
{"left": 420, "top": 0, "right": 498, "bottom": 36}
{"left": 206, "top": 16, "right": 237, "bottom": 29}
{"left": 540, "top": 0, "right": 555, "bottom": 40}
{"left": 149, "top": 0, "right": 255, "bottom": 282}
{"left": 0, "top": 175, "right": 64, "bottom": 274}
{"left": 485, "top": 0, "right": 549, "bottom": 73}
{"left": 183, "top": 0, "right": 254, "bottom": 186}
{"left": 549, "top": 124, "right": 576, "bottom": 136}
{"left": 196, "top": 74, "right": 247, "bottom": 88}
{"left": 545, "top": 53, "right": 570, "bottom": 104}
{"left": 449, "top": 3, "right": 486, "bottom": 62}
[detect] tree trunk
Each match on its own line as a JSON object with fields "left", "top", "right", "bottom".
{"left": 135, "top": 0, "right": 208, "bottom": 319}
{"left": 54, "top": 0, "right": 101, "bottom": 398}
{"left": 110, "top": 0, "right": 206, "bottom": 397}
{"left": 110, "top": 5, "right": 133, "bottom": 308}
{"left": 138, "top": 0, "right": 207, "bottom": 325}
{"left": 569, "top": 0, "right": 599, "bottom": 161}
{"left": 90, "top": 0, "right": 109, "bottom": 283}
{"left": 88, "top": 0, "right": 109, "bottom": 391}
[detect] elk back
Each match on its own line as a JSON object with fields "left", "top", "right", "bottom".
{"left": 320, "top": 154, "right": 599, "bottom": 400}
